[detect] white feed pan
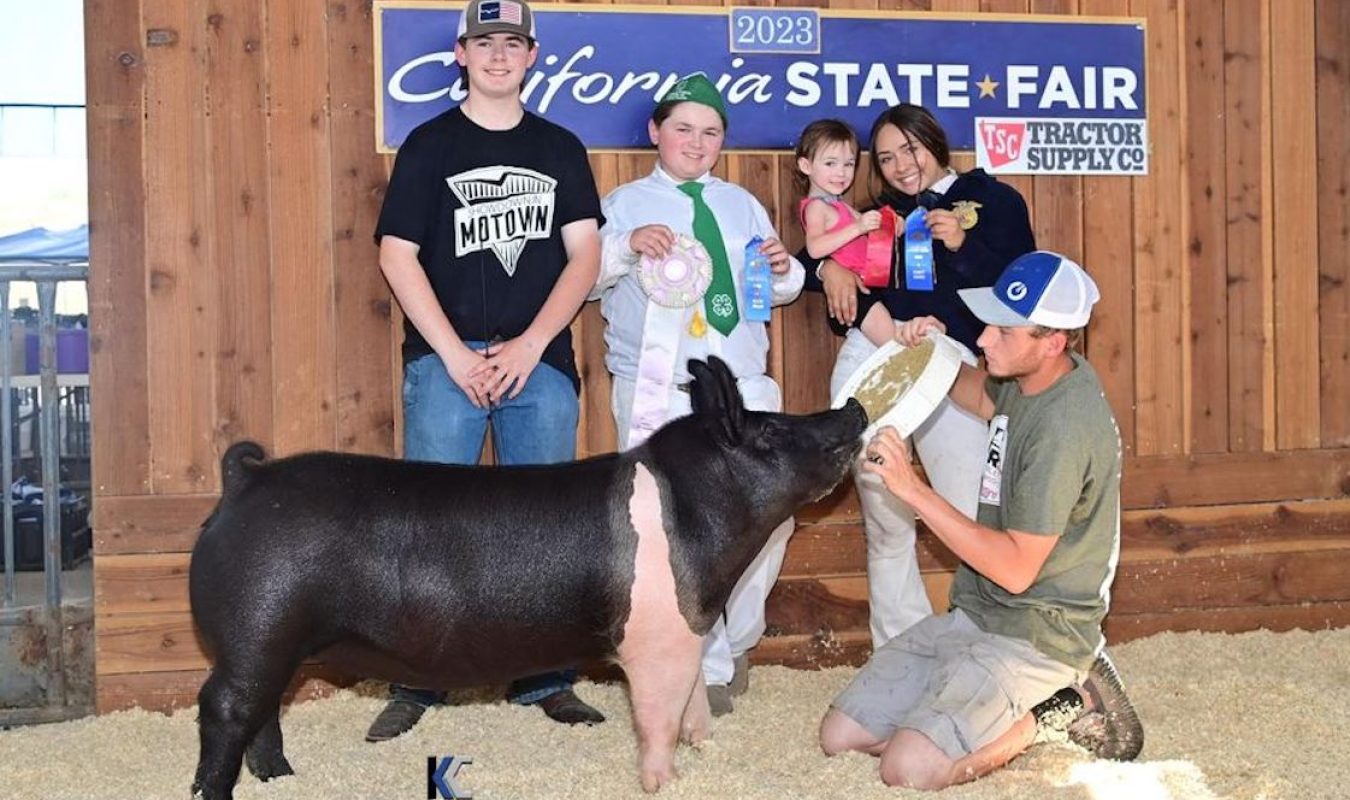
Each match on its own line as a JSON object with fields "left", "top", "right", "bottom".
{"left": 831, "top": 332, "right": 966, "bottom": 440}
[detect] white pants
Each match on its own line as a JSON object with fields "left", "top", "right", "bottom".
{"left": 612, "top": 373, "right": 794, "bottom": 686}
{"left": 831, "top": 328, "right": 988, "bottom": 650}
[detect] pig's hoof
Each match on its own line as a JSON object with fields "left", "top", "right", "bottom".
{"left": 640, "top": 764, "right": 677, "bottom": 793}
{"left": 680, "top": 717, "right": 712, "bottom": 750}
{"left": 679, "top": 713, "right": 711, "bottom": 746}
{"left": 244, "top": 749, "right": 294, "bottom": 781}
{"left": 680, "top": 725, "right": 709, "bottom": 747}
{"left": 190, "top": 782, "right": 227, "bottom": 800}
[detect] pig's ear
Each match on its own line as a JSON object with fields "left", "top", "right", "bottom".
{"left": 688, "top": 358, "right": 719, "bottom": 414}
{"left": 689, "top": 357, "right": 745, "bottom": 444}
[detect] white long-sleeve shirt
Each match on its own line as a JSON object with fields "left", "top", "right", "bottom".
{"left": 594, "top": 165, "right": 804, "bottom": 384}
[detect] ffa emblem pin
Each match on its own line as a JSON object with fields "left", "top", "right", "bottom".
{"left": 952, "top": 200, "right": 982, "bottom": 231}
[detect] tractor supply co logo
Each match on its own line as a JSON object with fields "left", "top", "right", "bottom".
{"left": 427, "top": 755, "right": 473, "bottom": 799}
{"left": 449, "top": 166, "right": 557, "bottom": 276}
{"left": 975, "top": 117, "right": 1148, "bottom": 175}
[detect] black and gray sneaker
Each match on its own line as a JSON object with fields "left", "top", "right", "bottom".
{"left": 728, "top": 652, "right": 751, "bottom": 698}
{"left": 706, "top": 684, "right": 734, "bottom": 717}
{"left": 1032, "top": 686, "right": 1086, "bottom": 737}
{"left": 1068, "top": 650, "right": 1145, "bottom": 761}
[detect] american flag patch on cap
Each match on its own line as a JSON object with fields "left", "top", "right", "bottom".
{"left": 479, "top": 0, "right": 523, "bottom": 24}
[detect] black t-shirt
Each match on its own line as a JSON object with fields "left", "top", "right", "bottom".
{"left": 375, "top": 107, "right": 603, "bottom": 391}
{"left": 801, "top": 169, "right": 1035, "bottom": 352}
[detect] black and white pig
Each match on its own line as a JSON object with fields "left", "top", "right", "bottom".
{"left": 188, "top": 356, "right": 867, "bottom": 799}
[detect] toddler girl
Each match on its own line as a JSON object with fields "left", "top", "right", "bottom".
{"left": 796, "top": 119, "right": 893, "bottom": 346}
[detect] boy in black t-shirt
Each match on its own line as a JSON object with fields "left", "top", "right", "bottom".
{"left": 367, "top": 0, "right": 606, "bottom": 742}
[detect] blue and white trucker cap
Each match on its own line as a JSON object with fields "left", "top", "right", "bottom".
{"left": 958, "top": 250, "right": 1100, "bottom": 329}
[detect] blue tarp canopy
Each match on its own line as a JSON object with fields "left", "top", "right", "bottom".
{"left": 0, "top": 225, "right": 88, "bottom": 264}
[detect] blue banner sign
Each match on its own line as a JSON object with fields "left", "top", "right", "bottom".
{"left": 375, "top": 2, "right": 1146, "bottom": 154}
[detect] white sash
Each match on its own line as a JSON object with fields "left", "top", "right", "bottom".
{"left": 627, "top": 234, "right": 711, "bottom": 446}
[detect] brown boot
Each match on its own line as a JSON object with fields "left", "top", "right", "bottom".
{"left": 365, "top": 699, "right": 429, "bottom": 742}
{"left": 537, "top": 688, "right": 606, "bottom": 726}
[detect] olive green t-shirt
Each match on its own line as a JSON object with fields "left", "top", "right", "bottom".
{"left": 950, "top": 352, "right": 1122, "bottom": 671}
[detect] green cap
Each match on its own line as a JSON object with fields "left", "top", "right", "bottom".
{"left": 656, "top": 73, "right": 727, "bottom": 127}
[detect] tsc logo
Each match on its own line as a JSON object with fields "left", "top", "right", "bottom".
{"left": 977, "top": 120, "right": 1027, "bottom": 169}
{"left": 427, "top": 755, "right": 473, "bottom": 799}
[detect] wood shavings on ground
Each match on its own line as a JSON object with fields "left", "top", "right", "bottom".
{"left": 2, "top": 627, "right": 1346, "bottom": 799}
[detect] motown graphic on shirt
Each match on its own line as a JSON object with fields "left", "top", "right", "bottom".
{"left": 449, "top": 166, "right": 557, "bottom": 276}
{"left": 979, "top": 414, "right": 1009, "bottom": 506}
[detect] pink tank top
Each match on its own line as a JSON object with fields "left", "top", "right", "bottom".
{"left": 799, "top": 197, "right": 869, "bottom": 271}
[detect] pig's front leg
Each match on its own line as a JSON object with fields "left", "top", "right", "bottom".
{"left": 621, "top": 639, "right": 703, "bottom": 792}
{"left": 680, "top": 668, "right": 712, "bottom": 746}
{"left": 618, "top": 463, "right": 706, "bottom": 792}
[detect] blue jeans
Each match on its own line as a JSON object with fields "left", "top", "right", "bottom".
{"left": 394, "top": 351, "right": 580, "bottom": 707}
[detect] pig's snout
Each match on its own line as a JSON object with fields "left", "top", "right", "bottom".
{"left": 841, "top": 398, "right": 868, "bottom": 438}
{"left": 806, "top": 399, "right": 869, "bottom": 499}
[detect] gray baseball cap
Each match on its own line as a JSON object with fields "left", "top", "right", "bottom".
{"left": 457, "top": 0, "right": 536, "bottom": 42}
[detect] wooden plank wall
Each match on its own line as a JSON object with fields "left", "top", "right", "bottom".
{"left": 84, "top": 0, "right": 1350, "bottom": 711}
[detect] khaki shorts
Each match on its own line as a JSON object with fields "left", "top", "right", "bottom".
{"left": 831, "top": 609, "right": 1082, "bottom": 759}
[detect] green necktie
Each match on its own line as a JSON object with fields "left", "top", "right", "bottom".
{"left": 678, "top": 180, "right": 739, "bottom": 335}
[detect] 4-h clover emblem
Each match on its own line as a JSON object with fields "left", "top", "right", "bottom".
{"left": 711, "top": 293, "right": 735, "bottom": 318}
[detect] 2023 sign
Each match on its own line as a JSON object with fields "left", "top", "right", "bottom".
{"left": 729, "top": 8, "right": 820, "bottom": 54}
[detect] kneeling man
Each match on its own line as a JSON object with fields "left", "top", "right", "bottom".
{"left": 820, "top": 251, "right": 1144, "bottom": 789}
